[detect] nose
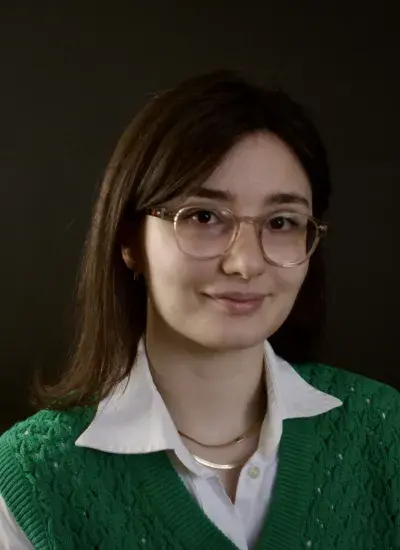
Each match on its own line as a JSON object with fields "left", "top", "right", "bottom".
{"left": 220, "top": 222, "right": 265, "bottom": 280}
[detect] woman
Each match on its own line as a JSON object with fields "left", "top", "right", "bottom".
{"left": 0, "top": 71, "right": 399, "bottom": 550}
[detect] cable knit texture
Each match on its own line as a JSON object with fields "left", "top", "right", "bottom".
{"left": 0, "top": 363, "right": 399, "bottom": 549}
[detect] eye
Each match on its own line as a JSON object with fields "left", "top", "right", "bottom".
{"left": 269, "top": 215, "right": 294, "bottom": 231}
{"left": 182, "top": 208, "right": 222, "bottom": 225}
{"left": 267, "top": 213, "right": 306, "bottom": 231}
{"left": 194, "top": 209, "right": 215, "bottom": 224}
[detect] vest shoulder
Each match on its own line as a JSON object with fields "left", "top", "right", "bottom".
{"left": 293, "top": 361, "right": 399, "bottom": 409}
{"left": 0, "top": 406, "right": 96, "bottom": 458}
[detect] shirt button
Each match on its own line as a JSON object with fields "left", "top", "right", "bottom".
{"left": 248, "top": 465, "right": 260, "bottom": 479}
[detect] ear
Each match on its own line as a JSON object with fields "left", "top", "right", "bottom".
{"left": 119, "top": 220, "right": 139, "bottom": 272}
{"left": 121, "top": 243, "right": 136, "bottom": 271}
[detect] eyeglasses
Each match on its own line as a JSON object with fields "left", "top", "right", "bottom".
{"left": 147, "top": 205, "right": 327, "bottom": 267}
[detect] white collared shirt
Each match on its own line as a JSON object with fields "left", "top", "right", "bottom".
{"left": 0, "top": 341, "right": 342, "bottom": 549}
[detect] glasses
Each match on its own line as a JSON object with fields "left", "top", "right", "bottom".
{"left": 147, "top": 205, "right": 327, "bottom": 267}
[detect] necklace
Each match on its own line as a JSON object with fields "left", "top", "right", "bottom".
{"left": 178, "top": 418, "right": 262, "bottom": 470}
{"left": 190, "top": 453, "right": 246, "bottom": 470}
{"left": 148, "top": 358, "right": 266, "bottom": 471}
{"left": 177, "top": 418, "right": 262, "bottom": 448}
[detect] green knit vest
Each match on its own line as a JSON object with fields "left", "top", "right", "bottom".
{"left": 0, "top": 363, "right": 399, "bottom": 549}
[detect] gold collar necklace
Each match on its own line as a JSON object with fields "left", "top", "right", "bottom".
{"left": 190, "top": 454, "right": 246, "bottom": 470}
{"left": 178, "top": 418, "right": 262, "bottom": 470}
{"left": 149, "top": 357, "right": 265, "bottom": 470}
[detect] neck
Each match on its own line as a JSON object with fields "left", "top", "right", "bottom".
{"left": 145, "top": 320, "right": 267, "bottom": 446}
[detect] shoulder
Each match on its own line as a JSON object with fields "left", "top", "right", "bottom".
{"left": 0, "top": 407, "right": 98, "bottom": 546}
{"left": 0, "top": 406, "right": 96, "bottom": 453}
{"left": 294, "top": 362, "right": 400, "bottom": 440}
{"left": 294, "top": 361, "right": 399, "bottom": 405}
{"left": 0, "top": 407, "right": 96, "bottom": 492}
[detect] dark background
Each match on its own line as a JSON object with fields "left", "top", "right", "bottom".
{"left": 1, "top": 2, "right": 399, "bottom": 433}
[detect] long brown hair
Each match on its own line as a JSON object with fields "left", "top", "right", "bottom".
{"left": 35, "top": 70, "right": 331, "bottom": 409}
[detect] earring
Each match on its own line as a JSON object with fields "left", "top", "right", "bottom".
{"left": 133, "top": 271, "right": 139, "bottom": 281}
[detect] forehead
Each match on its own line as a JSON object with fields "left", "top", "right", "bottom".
{"left": 203, "top": 132, "right": 311, "bottom": 205}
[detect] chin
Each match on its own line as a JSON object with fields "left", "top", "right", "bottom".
{"left": 208, "top": 335, "right": 266, "bottom": 351}
{"left": 187, "top": 307, "right": 291, "bottom": 351}
{"left": 190, "top": 323, "right": 269, "bottom": 351}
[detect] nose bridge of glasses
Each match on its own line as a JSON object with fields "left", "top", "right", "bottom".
{"left": 235, "top": 214, "right": 265, "bottom": 240}
{"left": 232, "top": 215, "right": 264, "bottom": 254}
{"left": 237, "top": 214, "right": 262, "bottom": 226}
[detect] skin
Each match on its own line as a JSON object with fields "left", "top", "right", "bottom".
{"left": 122, "top": 131, "right": 312, "bottom": 499}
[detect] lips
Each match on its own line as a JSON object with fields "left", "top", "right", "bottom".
{"left": 205, "top": 292, "right": 266, "bottom": 315}
{"left": 211, "top": 292, "right": 266, "bottom": 302}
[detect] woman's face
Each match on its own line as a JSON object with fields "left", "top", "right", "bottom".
{"left": 140, "top": 132, "right": 312, "bottom": 350}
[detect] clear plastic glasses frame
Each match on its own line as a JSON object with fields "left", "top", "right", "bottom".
{"left": 147, "top": 205, "right": 327, "bottom": 267}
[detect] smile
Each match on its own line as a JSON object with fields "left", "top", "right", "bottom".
{"left": 205, "top": 293, "right": 266, "bottom": 315}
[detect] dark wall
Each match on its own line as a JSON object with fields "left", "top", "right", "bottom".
{"left": 1, "top": 3, "right": 399, "bottom": 432}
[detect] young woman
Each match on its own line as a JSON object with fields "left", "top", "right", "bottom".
{"left": 0, "top": 71, "right": 399, "bottom": 550}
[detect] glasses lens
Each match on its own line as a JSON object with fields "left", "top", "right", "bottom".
{"left": 261, "top": 213, "right": 318, "bottom": 265}
{"left": 175, "top": 207, "right": 235, "bottom": 258}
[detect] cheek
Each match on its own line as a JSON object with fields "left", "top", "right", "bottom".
{"left": 144, "top": 219, "right": 215, "bottom": 299}
{"left": 144, "top": 217, "right": 175, "bottom": 261}
{"left": 270, "top": 263, "right": 309, "bottom": 318}
{"left": 264, "top": 264, "right": 309, "bottom": 338}
{"left": 274, "top": 262, "right": 308, "bottom": 294}
{"left": 144, "top": 219, "right": 179, "bottom": 281}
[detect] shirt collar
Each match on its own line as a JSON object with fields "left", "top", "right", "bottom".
{"left": 75, "top": 341, "right": 342, "bottom": 473}
{"left": 259, "top": 340, "right": 342, "bottom": 456}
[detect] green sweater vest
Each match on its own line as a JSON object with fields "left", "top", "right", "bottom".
{"left": 0, "top": 363, "right": 399, "bottom": 550}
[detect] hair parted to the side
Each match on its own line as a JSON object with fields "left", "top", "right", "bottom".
{"left": 35, "top": 70, "right": 331, "bottom": 410}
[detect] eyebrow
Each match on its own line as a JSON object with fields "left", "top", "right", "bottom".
{"left": 190, "top": 187, "right": 311, "bottom": 209}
